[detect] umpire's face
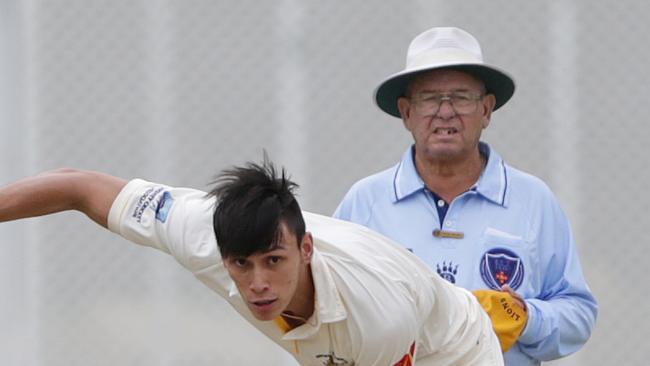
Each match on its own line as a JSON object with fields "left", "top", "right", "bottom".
{"left": 223, "top": 222, "right": 314, "bottom": 322}
{"left": 397, "top": 69, "right": 496, "bottom": 164}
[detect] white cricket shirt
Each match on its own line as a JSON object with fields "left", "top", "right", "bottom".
{"left": 108, "top": 179, "right": 503, "bottom": 365}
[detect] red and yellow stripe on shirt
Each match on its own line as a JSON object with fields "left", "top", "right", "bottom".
{"left": 393, "top": 342, "right": 416, "bottom": 366}
{"left": 274, "top": 316, "right": 292, "bottom": 333}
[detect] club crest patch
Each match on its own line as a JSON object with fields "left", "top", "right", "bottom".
{"left": 436, "top": 261, "right": 459, "bottom": 284}
{"left": 480, "top": 248, "right": 524, "bottom": 290}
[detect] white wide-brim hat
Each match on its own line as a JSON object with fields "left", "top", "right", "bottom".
{"left": 375, "top": 27, "right": 516, "bottom": 118}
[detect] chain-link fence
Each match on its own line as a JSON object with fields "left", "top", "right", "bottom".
{"left": 1, "top": 1, "right": 646, "bottom": 365}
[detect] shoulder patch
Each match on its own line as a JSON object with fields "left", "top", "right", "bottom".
{"left": 154, "top": 191, "right": 174, "bottom": 223}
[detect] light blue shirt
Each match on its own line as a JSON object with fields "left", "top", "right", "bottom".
{"left": 334, "top": 143, "right": 597, "bottom": 366}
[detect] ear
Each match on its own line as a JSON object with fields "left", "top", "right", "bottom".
{"left": 300, "top": 232, "right": 314, "bottom": 263}
{"left": 481, "top": 94, "right": 496, "bottom": 129}
{"left": 397, "top": 97, "right": 413, "bottom": 130}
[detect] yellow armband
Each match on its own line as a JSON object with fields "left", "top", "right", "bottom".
{"left": 472, "top": 289, "right": 528, "bottom": 352}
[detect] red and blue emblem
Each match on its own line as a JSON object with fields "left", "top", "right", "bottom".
{"left": 480, "top": 248, "right": 524, "bottom": 290}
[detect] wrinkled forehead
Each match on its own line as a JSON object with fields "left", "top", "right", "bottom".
{"left": 408, "top": 69, "right": 486, "bottom": 94}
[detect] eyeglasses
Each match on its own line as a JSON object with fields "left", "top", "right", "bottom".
{"left": 410, "top": 92, "right": 484, "bottom": 116}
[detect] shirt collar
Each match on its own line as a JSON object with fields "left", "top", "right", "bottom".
{"left": 474, "top": 142, "right": 509, "bottom": 207}
{"left": 227, "top": 247, "right": 347, "bottom": 340}
{"left": 392, "top": 146, "right": 426, "bottom": 201}
{"left": 279, "top": 247, "right": 347, "bottom": 340}
{"left": 393, "top": 142, "right": 509, "bottom": 206}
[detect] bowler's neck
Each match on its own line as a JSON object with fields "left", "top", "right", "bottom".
{"left": 283, "top": 264, "right": 315, "bottom": 328}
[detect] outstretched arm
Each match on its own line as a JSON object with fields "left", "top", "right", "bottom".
{"left": 0, "top": 168, "right": 127, "bottom": 228}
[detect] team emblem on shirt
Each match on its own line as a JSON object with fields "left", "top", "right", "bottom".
{"left": 480, "top": 248, "right": 524, "bottom": 290}
{"left": 436, "top": 261, "right": 459, "bottom": 284}
{"left": 315, "top": 352, "right": 350, "bottom": 365}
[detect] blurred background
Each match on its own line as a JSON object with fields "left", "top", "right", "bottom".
{"left": 0, "top": 1, "right": 646, "bottom": 365}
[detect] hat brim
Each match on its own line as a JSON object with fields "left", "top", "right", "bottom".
{"left": 374, "top": 64, "right": 515, "bottom": 118}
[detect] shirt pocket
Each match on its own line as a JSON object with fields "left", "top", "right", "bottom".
{"left": 477, "top": 227, "right": 533, "bottom": 292}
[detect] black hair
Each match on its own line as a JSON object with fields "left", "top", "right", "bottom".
{"left": 209, "top": 156, "right": 306, "bottom": 258}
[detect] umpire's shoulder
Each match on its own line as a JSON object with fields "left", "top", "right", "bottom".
{"left": 504, "top": 163, "right": 560, "bottom": 203}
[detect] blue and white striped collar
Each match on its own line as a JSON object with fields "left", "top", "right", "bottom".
{"left": 392, "top": 142, "right": 509, "bottom": 207}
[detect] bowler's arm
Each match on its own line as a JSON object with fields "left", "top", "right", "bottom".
{"left": 0, "top": 168, "right": 127, "bottom": 228}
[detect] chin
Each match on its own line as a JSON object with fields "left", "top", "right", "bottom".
{"left": 248, "top": 305, "right": 282, "bottom": 321}
{"left": 427, "top": 148, "right": 460, "bottom": 160}
{"left": 253, "top": 313, "right": 277, "bottom": 322}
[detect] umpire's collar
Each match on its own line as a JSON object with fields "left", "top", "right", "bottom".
{"left": 392, "top": 142, "right": 509, "bottom": 207}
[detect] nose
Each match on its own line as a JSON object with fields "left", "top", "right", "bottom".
{"left": 436, "top": 98, "right": 456, "bottom": 119}
{"left": 249, "top": 267, "right": 270, "bottom": 294}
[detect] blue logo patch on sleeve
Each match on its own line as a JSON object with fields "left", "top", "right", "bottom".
{"left": 480, "top": 248, "right": 524, "bottom": 290}
{"left": 155, "top": 191, "right": 174, "bottom": 223}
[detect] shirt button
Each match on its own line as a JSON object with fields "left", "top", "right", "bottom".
{"left": 445, "top": 221, "right": 453, "bottom": 227}
{"left": 437, "top": 199, "right": 445, "bottom": 207}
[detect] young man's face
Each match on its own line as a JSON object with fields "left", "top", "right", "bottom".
{"left": 223, "top": 223, "right": 313, "bottom": 321}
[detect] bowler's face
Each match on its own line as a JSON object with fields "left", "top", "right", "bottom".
{"left": 398, "top": 69, "right": 496, "bottom": 163}
{"left": 224, "top": 224, "right": 312, "bottom": 321}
